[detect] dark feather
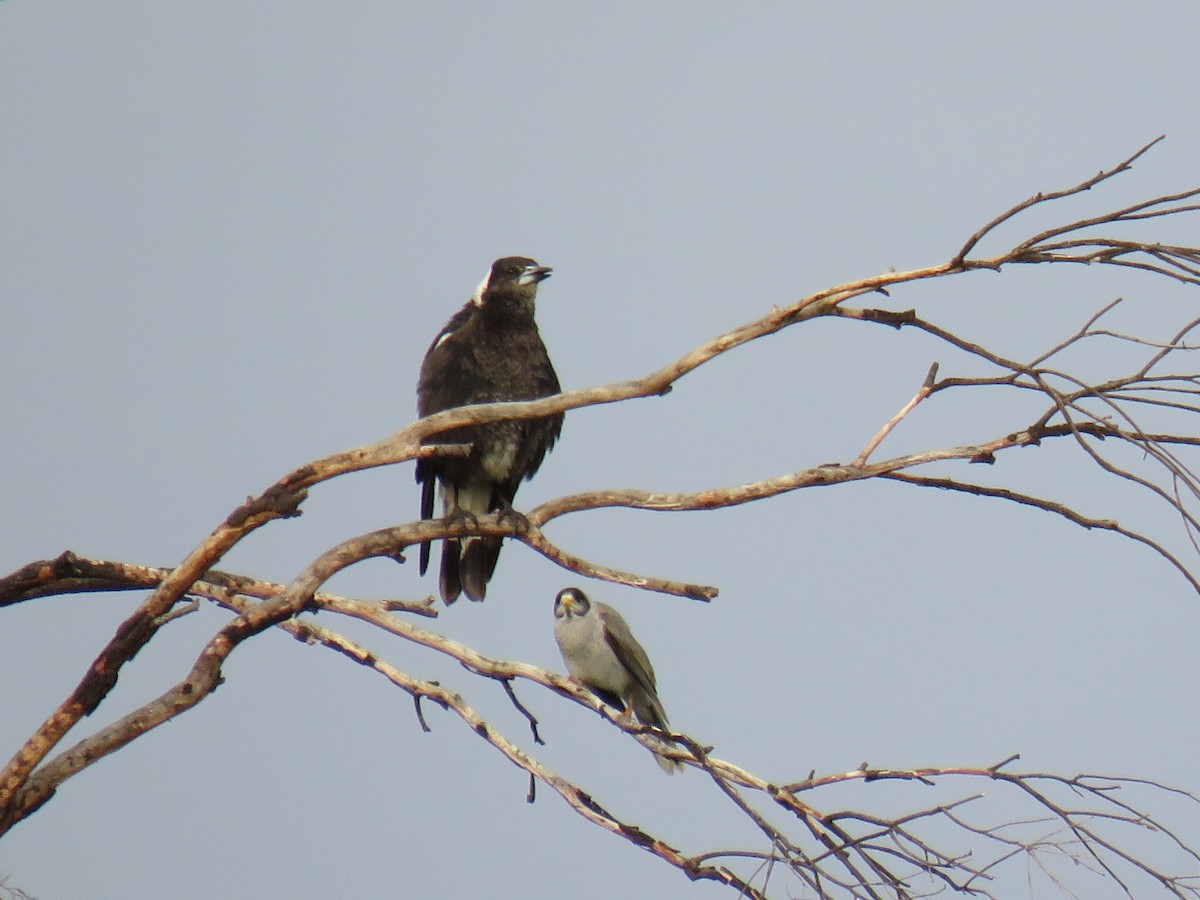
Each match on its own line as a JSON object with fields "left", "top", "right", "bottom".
{"left": 418, "top": 471, "right": 435, "bottom": 575}
{"left": 438, "top": 538, "right": 461, "bottom": 605}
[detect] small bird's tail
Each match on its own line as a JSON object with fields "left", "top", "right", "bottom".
{"left": 653, "top": 749, "right": 684, "bottom": 775}
{"left": 634, "top": 697, "right": 684, "bottom": 774}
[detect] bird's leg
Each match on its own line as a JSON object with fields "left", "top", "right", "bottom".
{"left": 443, "top": 507, "right": 479, "bottom": 530}
{"left": 493, "top": 497, "right": 531, "bottom": 535}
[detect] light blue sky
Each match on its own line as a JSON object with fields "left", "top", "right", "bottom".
{"left": 2, "top": 3, "right": 1198, "bottom": 898}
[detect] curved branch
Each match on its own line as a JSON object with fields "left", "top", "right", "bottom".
{"left": 952, "top": 135, "right": 1164, "bottom": 264}
{"left": 4, "top": 139, "right": 1200, "bottom": 899}
{"left": 879, "top": 473, "right": 1200, "bottom": 593}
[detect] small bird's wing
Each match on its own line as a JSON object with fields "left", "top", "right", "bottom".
{"left": 596, "top": 603, "right": 664, "bottom": 712}
{"left": 596, "top": 602, "right": 677, "bottom": 772}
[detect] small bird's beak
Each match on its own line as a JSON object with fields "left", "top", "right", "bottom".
{"left": 518, "top": 265, "right": 553, "bottom": 287}
{"left": 558, "top": 593, "right": 575, "bottom": 614}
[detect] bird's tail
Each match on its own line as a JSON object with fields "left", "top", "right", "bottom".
{"left": 417, "top": 466, "right": 436, "bottom": 576}
{"left": 430, "top": 482, "right": 504, "bottom": 603}
{"left": 653, "top": 750, "right": 684, "bottom": 775}
{"left": 634, "top": 696, "right": 684, "bottom": 774}
{"left": 439, "top": 539, "right": 462, "bottom": 604}
{"left": 459, "top": 536, "right": 502, "bottom": 602}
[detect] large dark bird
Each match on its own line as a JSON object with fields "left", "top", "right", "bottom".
{"left": 415, "top": 256, "right": 563, "bottom": 603}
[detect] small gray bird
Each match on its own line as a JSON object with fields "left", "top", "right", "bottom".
{"left": 553, "top": 587, "right": 682, "bottom": 774}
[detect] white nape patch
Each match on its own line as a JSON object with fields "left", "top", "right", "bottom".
{"left": 470, "top": 269, "right": 491, "bottom": 306}
{"left": 433, "top": 328, "right": 454, "bottom": 349}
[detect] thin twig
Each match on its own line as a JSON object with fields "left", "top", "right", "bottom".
{"left": 855, "top": 362, "right": 939, "bottom": 465}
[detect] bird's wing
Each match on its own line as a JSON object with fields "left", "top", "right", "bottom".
{"left": 416, "top": 303, "right": 478, "bottom": 418}
{"left": 514, "top": 337, "right": 564, "bottom": 483}
{"left": 596, "top": 602, "right": 659, "bottom": 697}
{"left": 417, "top": 473, "right": 436, "bottom": 574}
{"left": 416, "top": 304, "right": 478, "bottom": 575}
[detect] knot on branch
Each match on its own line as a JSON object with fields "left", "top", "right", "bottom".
{"left": 858, "top": 307, "right": 918, "bottom": 329}
{"left": 226, "top": 483, "right": 308, "bottom": 528}
{"left": 0, "top": 550, "right": 83, "bottom": 603}
{"left": 69, "top": 611, "right": 159, "bottom": 715}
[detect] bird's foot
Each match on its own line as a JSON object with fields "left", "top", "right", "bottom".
{"left": 495, "top": 503, "right": 531, "bottom": 535}
{"left": 444, "top": 508, "right": 479, "bottom": 531}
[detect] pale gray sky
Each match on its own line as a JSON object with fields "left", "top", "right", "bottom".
{"left": 3, "top": 3, "right": 1199, "bottom": 898}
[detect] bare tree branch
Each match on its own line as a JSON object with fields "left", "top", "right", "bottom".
{"left": 4, "top": 139, "right": 1200, "bottom": 898}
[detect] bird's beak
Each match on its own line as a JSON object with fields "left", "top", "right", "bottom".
{"left": 518, "top": 265, "right": 553, "bottom": 287}
{"left": 559, "top": 593, "right": 575, "bottom": 614}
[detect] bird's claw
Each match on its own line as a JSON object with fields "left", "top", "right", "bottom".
{"left": 445, "top": 508, "right": 479, "bottom": 531}
{"left": 496, "top": 505, "right": 531, "bottom": 534}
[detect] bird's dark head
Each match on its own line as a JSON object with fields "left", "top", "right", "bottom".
{"left": 473, "top": 256, "right": 552, "bottom": 314}
{"left": 554, "top": 587, "right": 591, "bottom": 621}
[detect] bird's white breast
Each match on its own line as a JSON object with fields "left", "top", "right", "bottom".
{"left": 554, "top": 612, "right": 629, "bottom": 695}
{"left": 478, "top": 440, "right": 518, "bottom": 483}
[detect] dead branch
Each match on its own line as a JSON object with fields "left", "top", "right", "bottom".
{"left": 3, "top": 139, "right": 1200, "bottom": 898}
